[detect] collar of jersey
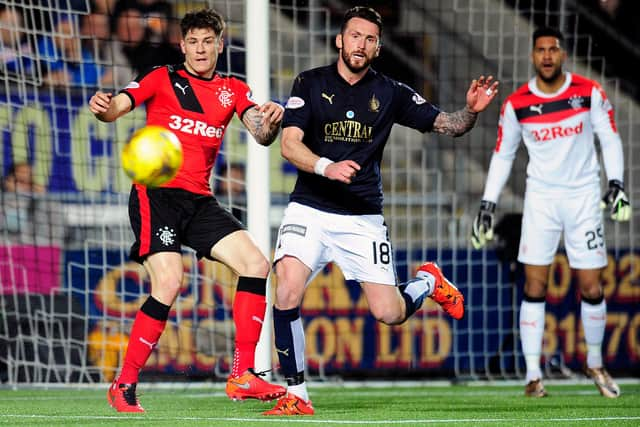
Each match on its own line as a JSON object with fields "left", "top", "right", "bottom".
{"left": 528, "top": 71, "right": 572, "bottom": 98}
{"left": 177, "top": 63, "right": 219, "bottom": 82}
{"left": 332, "top": 61, "right": 377, "bottom": 87}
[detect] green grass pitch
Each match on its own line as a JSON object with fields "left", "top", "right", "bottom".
{"left": 1, "top": 383, "right": 639, "bottom": 426}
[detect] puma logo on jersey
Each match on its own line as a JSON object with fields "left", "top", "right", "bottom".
{"left": 322, "top": 92, "right": 335, "bottom": 104}
{"left": 529, "top": 104, "right": 543, "bottom": 115}
{"left": 174, "top": 82, "right": 189, "bottom": 95}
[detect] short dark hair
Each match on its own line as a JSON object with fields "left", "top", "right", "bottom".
{"left": 532, "top": 27, "right": 564, "bottom": 48}
{"left": 180, "top": 8, "right": 225, "bottom": 38}
{"left": 341, "top": 6, "right": 382, "bottom": 38}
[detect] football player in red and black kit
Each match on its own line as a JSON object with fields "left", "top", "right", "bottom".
{"left": 89, "top": 8, "right": 285, "bottom": 413}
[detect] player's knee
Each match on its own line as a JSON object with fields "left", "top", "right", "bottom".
{"left": 274, "top": 279, "right": 305, "bottom": 309}
{"left": 275, "top": 293, "right": 302, "bottom": 310}
{"left": 580, "top": 284, "right": 603, "bottom": 301}
{"left": 370, "top": 305, "right": 404, "bottom": 325}
{"left": 237, "top": 252, "right": 270, "bottom": 278}
{"left": 524, "top": 280, "right": 547, "bottom": 299}
{"left": 154, "top": 273, "right": 183, "bottom": 301}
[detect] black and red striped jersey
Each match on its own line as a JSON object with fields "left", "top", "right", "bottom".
{"left": 483, "top": 72, "right": 623, "bottom": 201}
{"left": 121, "top": 64, "right": 256, "bottom": 195}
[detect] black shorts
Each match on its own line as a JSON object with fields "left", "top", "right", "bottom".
{"left": 128, "top": 185, "right": 244, "bottom": 263}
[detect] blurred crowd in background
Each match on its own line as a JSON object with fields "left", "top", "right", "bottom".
{"left": 2, "top": 0, "right": 638, "bottom": 93}
{"left": 0, "top": 0, "right": 184, "bottom": 90}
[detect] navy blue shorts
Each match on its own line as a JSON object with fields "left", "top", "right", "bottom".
{"left": 128, "top": 185, "right": 244, "bottom": 263}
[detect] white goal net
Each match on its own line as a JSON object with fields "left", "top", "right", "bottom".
{"left": 1, "top": 0, "right": 638, "bottom": 385}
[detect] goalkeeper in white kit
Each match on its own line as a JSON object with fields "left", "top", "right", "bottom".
{"left": 471, "top": 27, "right": 631, "bottom": 398}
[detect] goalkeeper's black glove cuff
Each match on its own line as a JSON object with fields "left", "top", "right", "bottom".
{"left": 608, "top": 179, "right": 624, "bottom": 191}
{"left": 480, "top": 200, "right": 496, "bottom": 213}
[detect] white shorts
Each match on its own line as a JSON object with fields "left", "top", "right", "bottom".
{"left": 518, "top": 189, "right": 607, "bottom": 269}
{"left": 273, "top": 202, "right": 397, "bottom": 285}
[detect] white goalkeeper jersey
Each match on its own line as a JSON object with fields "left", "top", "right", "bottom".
{"left": 482, "top": 72, "right": 624, "bottom": 201}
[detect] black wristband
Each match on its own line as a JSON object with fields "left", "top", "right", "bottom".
{"left": 608, "top": 179, "right": 624, "bottom": 191}
{"left": 480, "top": 200, "right": 496, "bottom": 212}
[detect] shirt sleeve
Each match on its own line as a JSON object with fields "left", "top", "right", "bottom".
{"left": 282, "top": 73, "right": 312, "bottom": 131}
{"left": 392, "top": 81, "right": 440, "bottom": 132}
{"left": 232, "top": 78, "right": 258, "bottom": 118}
{"left": 590, "top": 84, "right": 624, "bottom": 183}
{"left": 119, "top": 66, "right": 165, "bottom": 109}
{"left": 482, "top": 100, "right": 521, "bottom": 203}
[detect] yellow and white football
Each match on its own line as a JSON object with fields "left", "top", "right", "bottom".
{"left": 121, "top": 125, "right": 183, "bottom": 187}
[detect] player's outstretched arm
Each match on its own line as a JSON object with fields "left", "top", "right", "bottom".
{"left": 242, "top": 101, "right": 284, "bottom": 146}
{"left": 281, "top": 126, "right": 360, "bottom": 184}
{"left": 88, "top": 92, "right": 132, "bottom": 122}
{"left": 432, "top": 75, "right": 499, "bottom": 137}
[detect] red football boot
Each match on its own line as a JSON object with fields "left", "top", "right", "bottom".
{"left": 226, "top": 369, "right": 286, "bottom": 401}
{"left": 263, "top": 393, "right": 315, "bottom": 416}
{"left": 417, "top": 262, "right": 465, "bottom": 320}
{"left": 107, "top": 381, "right": 145, "bottom": 413}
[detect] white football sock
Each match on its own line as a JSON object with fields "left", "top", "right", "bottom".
{"left": 405, "top": 274, "right": 435, "bottom": 299}
{"left": 288, "top": 382, "right": 309, "bottom": 401}
{"left": 581, "top": 299, "right": 606, "bottom": 369}
{"left": 520, "top": 300, "right": 545, "bottom": 382}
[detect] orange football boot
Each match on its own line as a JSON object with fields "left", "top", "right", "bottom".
{"left": 263, "top": 393, "right": 315, "bottom": 416}
{"left": 107, "top": 381, "right": 145, "bottom": 413}
{"left": 417, "top": 262, "right": 465, "bottom": 320}
{"left": 226, "top": 369, "right": 286, "bottom": 401}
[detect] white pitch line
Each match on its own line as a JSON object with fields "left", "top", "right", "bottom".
{"left": 2, "top": 415, "right": 640, "bottom": 424}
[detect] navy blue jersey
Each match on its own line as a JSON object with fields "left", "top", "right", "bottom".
{"left": 283, "top": 63, "right": 441, "bottom": 214}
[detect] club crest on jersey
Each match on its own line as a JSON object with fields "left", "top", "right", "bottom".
{"left": 286, "top": 96, "right": 305, "bottom": 109}
{"left": 568, "top": 95, "right": 584, "bottom": 110}
{"left": 368, "top": 94, "right": 380, "bottom": 112}
{"left": 246, "top": 90, "right": 256, "bottom": 103}
{"left": 216, "top": 86, "right": 234, "bottom": 108}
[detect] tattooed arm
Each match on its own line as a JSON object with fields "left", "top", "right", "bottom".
{"left": 432, "top": 107, "right": 478, "bottom": 137}
{"left": 433, "top": 75, "right": 499, "bottom": 137}
{"left": 242, "top": 101, "right": 284, "bottom": 146}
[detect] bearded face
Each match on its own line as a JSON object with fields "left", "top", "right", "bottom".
{"left": 337, "top": 17, "right": 380, "bottom": 74}
{"left": 532, "top": 36, "right": 566, "bottom": 85}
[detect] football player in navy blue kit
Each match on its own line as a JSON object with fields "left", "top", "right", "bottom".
{"left": 264, "top": 6, "right": 499, "bottom": 416}
{"left": 89, "top": 8, "right": 286, "bottom": 413}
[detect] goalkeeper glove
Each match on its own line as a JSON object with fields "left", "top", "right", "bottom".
{"left": 600, "top": 179, "right": 631, "bottom": 222}
{"left": 471, "top": 200, "right": 496, "bottom": 249}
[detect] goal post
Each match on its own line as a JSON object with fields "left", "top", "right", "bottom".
{"left": 244, "top": 0, "right": 273, "bottom": 375}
